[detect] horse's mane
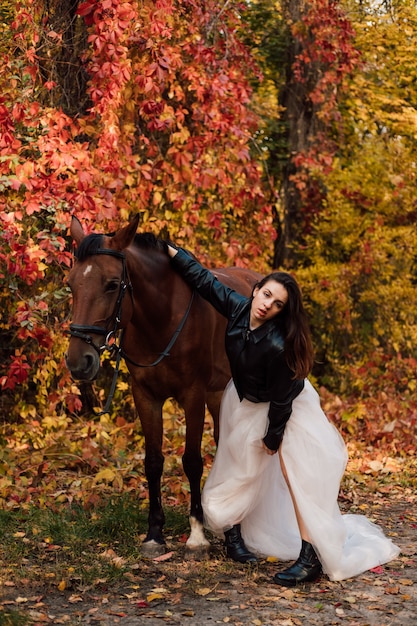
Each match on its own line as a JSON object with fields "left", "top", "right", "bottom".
{"left": 133, "top": 232, "right": 165, "bottom": 251}
{"left": 75, "top": 231, "right": 166, "bottom": 262}
{"left": 75, "top": 234, "right": 104, "bottom": 261}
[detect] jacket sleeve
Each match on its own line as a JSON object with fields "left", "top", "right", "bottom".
{"left": 262, "top": 376, "right": 304, "bottom": 452}
{"left": 262, "top": 401, "right": 293, "bottom": 451}
{"left": 170, "top": 248, "right": 244, "bottom": 318}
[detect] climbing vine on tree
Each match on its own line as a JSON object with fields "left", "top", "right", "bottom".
{"left": 0, "top": 0, "right": 275, "bottom": 424}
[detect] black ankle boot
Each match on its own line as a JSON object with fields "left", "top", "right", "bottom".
{"left": 273, "top": 540, "right": 322, "bottom": 586}
{"left": 224, "top": 524, "right": 257, "bottom": 564}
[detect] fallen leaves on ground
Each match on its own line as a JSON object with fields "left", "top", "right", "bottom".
{"left": 1, "top": 489, "right": 416, "bottom": 626}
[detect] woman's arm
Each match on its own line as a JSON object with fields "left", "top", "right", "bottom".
{"left": 167, "top": 246, "right": 246, "bottom": 319}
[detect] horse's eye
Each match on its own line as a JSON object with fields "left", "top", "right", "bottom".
{"left": 105, "top": 280, "right": 119, "bottom": 293}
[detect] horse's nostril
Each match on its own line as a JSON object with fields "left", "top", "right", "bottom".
{"left": 85, "top": 353, "right": 94, "bottom": 369}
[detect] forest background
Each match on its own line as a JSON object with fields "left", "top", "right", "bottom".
{"left": 0, "top": 0, "right": 416, "bottom": 520}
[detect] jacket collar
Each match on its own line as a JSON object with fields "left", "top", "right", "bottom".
{"left": 239, "top": 300, "right": 280, "bottom": 343}
{"left": 250, "top": 317, "right": 279, "bottom": 343}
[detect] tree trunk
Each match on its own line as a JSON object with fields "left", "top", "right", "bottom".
{"left": 274, "top": 0, "right": 315, "bottom": 268}
{"left": 37, "top": 0, "right": 90, "bottom": 115}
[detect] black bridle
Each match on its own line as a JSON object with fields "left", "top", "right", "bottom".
{"left": 69, "top": 249, "right": 129, "bottom": 357}
{"left": 68, "top": 247, "right": 194, "bottom": 413}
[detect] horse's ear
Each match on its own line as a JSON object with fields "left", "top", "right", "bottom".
{"left": 111, "top": 214, "right": 140, "bottom": 251}
{"left": 70, "top": 215, "right": 85, "bottom": 246}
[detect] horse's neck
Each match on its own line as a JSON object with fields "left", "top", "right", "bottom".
{"left": 127, "top": 249, "right": 181, "bottom": 326}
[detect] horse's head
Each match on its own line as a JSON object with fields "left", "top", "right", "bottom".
{"left": 65, "top": 215, "right": 139, "bottom": 380}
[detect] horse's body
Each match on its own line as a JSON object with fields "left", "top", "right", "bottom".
{"left": 66, "top": 216, "right": 261, "bottom": 556}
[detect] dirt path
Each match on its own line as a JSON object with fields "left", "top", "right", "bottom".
{"left": 1, "top": 492, "right": 416, "bottom": 625}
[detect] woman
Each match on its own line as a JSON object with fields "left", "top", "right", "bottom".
{"left": 166, "top": 244, "right": 400, "bottom": 585}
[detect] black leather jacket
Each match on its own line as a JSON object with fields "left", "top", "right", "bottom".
{"left": 171, "top": 249, "right": 304, "bottom": 451}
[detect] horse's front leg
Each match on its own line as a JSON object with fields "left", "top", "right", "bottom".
{"left": 181, "top": 393, "right": 211, "bottom": 559}
{"left": 133, "top": 390, "right": 166, "bottom": 557}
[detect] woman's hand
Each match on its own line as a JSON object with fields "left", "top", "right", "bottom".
{"left": 262, "top": 442, "right": 277, "bottom": 456}
{"left": 167, "top": 244, "right": 179, "bottom": 258}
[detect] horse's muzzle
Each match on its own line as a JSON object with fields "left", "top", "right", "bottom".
{"left": 65, "top": 346, "right": 100, "bottom": 381}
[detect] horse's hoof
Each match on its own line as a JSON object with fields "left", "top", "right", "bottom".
{"left": 141, "top": 539, "right": 166, "bottom": 558}
{"left": 184, "top": 543, "right": 210, "bottom": 561}
{"left": 185, "top": 516, "right": 210, "bottom": 560}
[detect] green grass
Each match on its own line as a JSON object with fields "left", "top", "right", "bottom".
{"left": 0, "top": 610, "right": 30, "bottom": 626}
{"left": 0, "top": 494, "right": 190, "bottom": 590}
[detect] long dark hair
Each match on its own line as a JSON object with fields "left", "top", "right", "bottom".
{"left": 255, "top": 272, "right": 314, "bottom": 379}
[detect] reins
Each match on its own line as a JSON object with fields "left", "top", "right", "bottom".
{"left": 121, "top": 291, "right": 194, "bottom": 368}
{"left": 68, "top": 248, "right": 194, "bottom": 414}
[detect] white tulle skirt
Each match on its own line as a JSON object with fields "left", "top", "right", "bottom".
{"left": 202, "top": 379, "right": 400, "bottom": 581}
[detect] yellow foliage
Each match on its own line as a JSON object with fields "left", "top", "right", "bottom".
{"left": 19, "top": 405, "right": 37, "bottom": 419}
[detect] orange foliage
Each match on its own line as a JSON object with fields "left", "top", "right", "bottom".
{"left": 0, "top": 0, "right": 275, "bottom": 409}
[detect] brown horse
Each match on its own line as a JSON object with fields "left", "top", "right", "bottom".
{"left": 65, "top": 215, "right": 261, "bottom": 557}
